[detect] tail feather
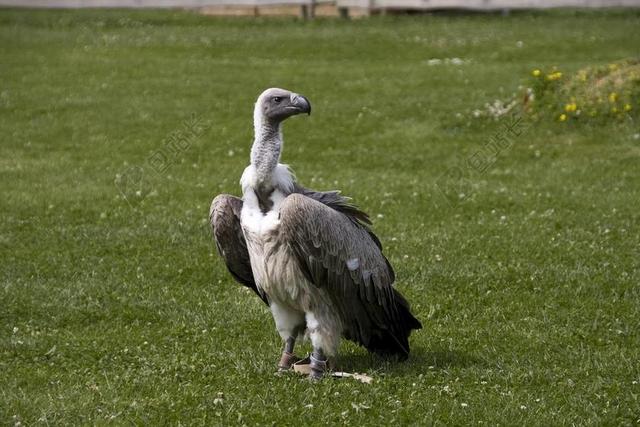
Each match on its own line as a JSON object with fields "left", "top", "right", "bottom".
{"left": 365, "top": 289, "right": 422, "bottom": 360}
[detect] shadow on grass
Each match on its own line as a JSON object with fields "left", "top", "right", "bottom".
{"left": 337, "top": 346, "right": 484, "bottom": 377}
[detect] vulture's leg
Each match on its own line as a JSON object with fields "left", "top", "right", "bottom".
{"left": 278, "top": 331, "right": 301, "bottom": 372}
{"left": 271, "top": 302, "right": 305, "bottom": 371}
{"left": 309, "top": 348, "right": 328, "bottom": 380}
{"left": 305, "top": 311, "right": 340, "bottom": 380}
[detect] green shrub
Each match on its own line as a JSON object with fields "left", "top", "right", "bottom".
{"left": 525, "top": 59, "right": 640, "bottom": 123}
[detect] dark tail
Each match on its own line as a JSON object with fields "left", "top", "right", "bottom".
{"left": 365, "top": 290, "right": 422, "bottom": 360}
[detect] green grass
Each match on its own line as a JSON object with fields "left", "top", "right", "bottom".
{"left": 1, "top": 8, "right": 640, "bottom": 425}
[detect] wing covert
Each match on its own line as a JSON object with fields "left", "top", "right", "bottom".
{"left": 279, "top": 193, "right": 420, "bottom": 357}
{"left": 210, "top": 194, "right": 268, "bottom": 305}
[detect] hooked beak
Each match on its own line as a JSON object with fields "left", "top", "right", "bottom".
{"left": 289, "top": 93, "right": 311, "bottom": 115}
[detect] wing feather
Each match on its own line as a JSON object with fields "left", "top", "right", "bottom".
{"left": 209, "top": 194, "right": 268, "bottom": 305}
{"left": 279, "top": 193, "right": 421, "bottom": 358}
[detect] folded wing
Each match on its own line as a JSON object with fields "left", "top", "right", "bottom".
{"left": 210, "top": 194, "right": 268, "bottom": 305}
{"left": 279, "top": 193, "right": 422, "bottom": 358}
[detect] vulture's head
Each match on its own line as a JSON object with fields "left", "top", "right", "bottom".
{"left": 254, "top": 88, "right": 311, "bottom": 125}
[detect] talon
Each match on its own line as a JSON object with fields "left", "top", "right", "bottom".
{"left": 278, "top": 351, "right": 299, "bottom": 371}
{"left": 309, "top": 353, "right": 327, "bottom": 380}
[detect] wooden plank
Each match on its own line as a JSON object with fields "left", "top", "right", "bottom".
{"left": 367, "top": 0, "right": 640, "bottom": 9}
{"left": 0, "top": 0, "right": 323, "bottom": 7}
{"left": 200, "top": 2, "right": 337, "bottom": 15}
{"left": 0, "top": 0, "right": 638, "bottom": 9}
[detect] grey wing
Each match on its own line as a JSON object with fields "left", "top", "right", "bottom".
{"left": 292, "top": 183, "right": 373, "bottom": 227}
{"left": 279, "top": 193, "right": 421, "bottom": 358}
{"left": 209, "top": 194, "right": 268, "bottom": 305}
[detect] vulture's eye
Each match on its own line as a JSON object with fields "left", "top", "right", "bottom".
{"left": 273, "top": 96, "right": 283, "bottom": 103}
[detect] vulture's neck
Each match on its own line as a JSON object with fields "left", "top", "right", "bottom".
{"left": 250, "top": 115, "right": 282, "bottom": 186}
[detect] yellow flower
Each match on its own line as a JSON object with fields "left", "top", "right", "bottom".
{"left": 609, "top": 63, "right": 619, "bottom": 71}
{"left": 547, "top": 72, "right": 563, "bottom": 81}
{"left": 611, "top": 107, "right": 618, "bottom": 113}
{"left": 532, "top": 69, "right": 541, "bottom": 77}
{"left": 559, "top": 114, "right": 567, "bottom": 122}
{"left": 608, "top": 92, "right": 618, "bottom": 103}
{"left": 564, "top": 102, "right": 577, "bottom": 113}
{"left": 624, "top": 104, "right": 632, "bottom": 112}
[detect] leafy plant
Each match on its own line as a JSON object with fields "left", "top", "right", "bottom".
{"left": 525, "top": 59, "right": 640, "bottom": 123}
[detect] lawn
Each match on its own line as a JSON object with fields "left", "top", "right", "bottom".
{"left": 1, "top": 7, "right": 639, "bottom": 425}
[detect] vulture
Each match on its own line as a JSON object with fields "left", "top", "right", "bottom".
{"left": 210, "top": 88, "right": 421, "bottom": 379}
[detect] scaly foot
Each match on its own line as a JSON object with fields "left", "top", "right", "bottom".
{"left": 277, "top": 351, "right": 299, "bottom": 372}
{"left": 309, "top": 353, "right": 328, "bottom": 380}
